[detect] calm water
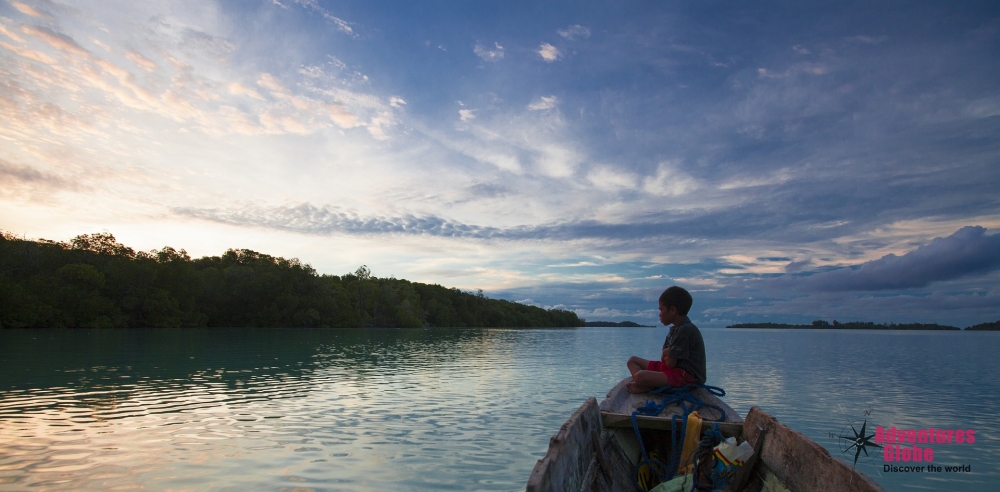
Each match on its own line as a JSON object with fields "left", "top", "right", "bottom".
{"left": 1, "top": 327, "right": 998, "bottom": 491}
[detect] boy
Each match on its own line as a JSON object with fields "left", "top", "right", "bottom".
{"left": 625, "top": 286, "right": 706, "bottom": 393}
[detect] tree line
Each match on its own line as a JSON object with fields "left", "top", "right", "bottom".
{"left": 0, "top": 231, "right": 583, "bottom": 329}
{"left": 583, "top": 321, "right": 653, "bottom": 327}
{"left": 727, "top": 320, "right": 967, "bottom": 330}
{"left": 966, "top": 320, "right": 1000, "bottom": 331}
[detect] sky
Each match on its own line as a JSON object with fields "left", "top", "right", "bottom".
{"left": 1, "top": 0, "right": 998, "bottom": 327}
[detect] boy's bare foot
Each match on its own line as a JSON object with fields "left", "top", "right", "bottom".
{"left": 625, "top": 381, "right": 646, "bottom": 394}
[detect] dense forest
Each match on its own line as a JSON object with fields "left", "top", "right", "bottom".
{"left": 966, "top": 320, "right": 1000, "bottom": 331}
{"left": 584, "top": 321, "right": 653, "bottom": 327}
{"left": 0, "top": 232, "right": 583, "bottom": 329}
{"left": 727, "top": 320, "right": 962, "bottom": 330}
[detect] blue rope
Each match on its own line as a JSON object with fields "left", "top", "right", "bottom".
{"left": 630, "top": 383, "right": 728, "bottom": 492}
{"left": 692, "top": 423, "right": 726, "bottom": 490}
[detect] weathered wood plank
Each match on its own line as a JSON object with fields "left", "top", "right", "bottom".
{"left": 741, "top": 407, "right": 884, "bottom": 492}
{"left": 580, "top": 429, "right": 637, "bottom": 492}
{"left": 526, "top": 397, "right": 603, "bottom": 492}
{"left": 601, "top": 411, "right": 743, "bottom": 437}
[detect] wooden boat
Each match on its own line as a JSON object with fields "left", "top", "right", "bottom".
{"left": 526, "top": 378, "right": 883, "bottom": 492}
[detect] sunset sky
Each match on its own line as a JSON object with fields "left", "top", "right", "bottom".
{"left": 1, "top": 0, "right": 998, "bottom": 327}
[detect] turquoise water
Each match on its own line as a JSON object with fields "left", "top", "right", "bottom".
{"left": 1, "top": 327, "right": 997, "bottom": 491}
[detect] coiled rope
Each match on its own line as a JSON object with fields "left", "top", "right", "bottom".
{"left": 692, "top": 422, "right": 725, "bottom": 491}
{"left": 630, "top": 383, "right": 727, "bottom": 492}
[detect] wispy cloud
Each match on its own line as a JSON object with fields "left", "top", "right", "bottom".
{"left": 641, "top": 161, "right": 699, "bottom": 197}
{"left": 1, "top": 21, "right": 399, "bottom": 143}
{"left": 0, "top": 23, "right": 26, "bottom": 42}
{"left": 473, "top": 42, "right": 504, "bottom": 62}
{"left": 0, "top": 158, "right": 76, "bottom": 191}
{"left": 527, "top": 95, "right": 558, "bottom": 111}
{"left": 850, "top": 35, "right": 887, "bottom": 44}
{"left": 288, "top": 0, "right": 355, "bottom": 36}
{"left": 557, "top": 25, "right": 590, "bottom": 40}
{"left": 124, "top": 50, "right": 157, "bottom": 72}
{"left": 175, "top": 203, "right": 511, "bottom": 239}
{"left": 717, "top": 168, "right": 792, "bottom": 190}
{"left": 587, "top": 166, "right": 637, "bottom": 191}
{"left": 11, "top": 2, "right": 50, "bottom": 19}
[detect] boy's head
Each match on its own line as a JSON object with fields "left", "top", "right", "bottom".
{"left": 658, "top": 286, "right": 693, "bottom": 316}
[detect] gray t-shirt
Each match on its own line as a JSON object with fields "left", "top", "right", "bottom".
{"left": 662, "top": 316, "right": 706, "bottom": 384}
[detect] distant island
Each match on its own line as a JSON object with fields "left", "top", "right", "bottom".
{"left": 0, "top": 231, "right": 584, "bottom": 329}
{"left": 584, "top": 321, "right": 654, "bottom": 327}
{"left": 727, "top": 320, "right": 962, "bottom": 330}
{"left": 966, "top": 320, "right": 1000, "bottom": 331}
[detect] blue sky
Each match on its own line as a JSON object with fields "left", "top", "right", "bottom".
{"left": 1, "top": 1, "right": 998, "bottom": 327}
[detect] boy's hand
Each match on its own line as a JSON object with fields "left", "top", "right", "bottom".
{"left": 661, "top": 348, "right": 675, "bottom": 367}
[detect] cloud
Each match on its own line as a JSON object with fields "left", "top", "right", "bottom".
{"left": 227, "top": 82, "right": 264, "bottom": 100}
{"left": 557, "top": 25, "right": 590, "bottom": 40}
{"left": 175, "top": 203, "right": 508, "bottom": 239}
{"left": 574, "top": 307, "right": 658, "bottom": 320}
{"left": 124, "top": 50, "right": 157, "bottom": 72}
{"left": 537, "top": 42, "right": 561, "bottom": 62}
{"left": 473, "top": 42, "right": 504, "bottom": 62}
{"left": 702, "top": 287, "right": 1000, "bottom": 326}
{"left": 172, "top": 200, "right": 778, "bottom": 243}
{"left": 717, "top": 168, "right": 792, "bottom": 190}
{"left": 642, "top": 161, "right": 699, "bottom": 197}
{"left": 467, "top": 182, "right": 508, "bottom": 198}
{"left": 1, "top": 40, "right": 57, "bottom": 63}
{"left": 288, "top": 0, "right": 355, "bottom": 36}
{"left": 458, "top": 109, "right": 475, "bottom": 121}
{"left": 0, "top": 23, "right": 26, "bottom": 43}
{"left": 0, "top": 158, "right": 77, "bottom": 192}
{"left": 850, "top": 35, "right": 887, "bottom": 44}
{"left": 3, "top": 19, "right": 394, "bottom": 148}
{"left": 177, "top": 27, "right": 234, "bottom": 59}
{"left": 20, "top": 25, "right": 89, "bottom": 58}
{"left": 756, "top": 63, "right": 828, "bottom": 79}
{"left": 778, "top": 226, "right": 1000, "bottom": 292}
{"left": 587, "top": 166, "right": 637, "bottom": 190}
{"left": 257, "top": 72, "right": 289, "bottom": 95}
{"left": 527, "top": 95, "right": 558, "bottom": 111}
{"left": 11, "top": 2, "right": 49, "bottom": 19}
{"left": 256, "top": 72, "right": 371, "bottom": 132}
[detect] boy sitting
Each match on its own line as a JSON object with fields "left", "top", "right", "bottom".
{"left": 625, "top": 286, "right": 706, "bottom": 393}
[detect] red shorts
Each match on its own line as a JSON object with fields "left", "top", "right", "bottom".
{"left": 646, "top": 361, "right": 697, "bottom": 387}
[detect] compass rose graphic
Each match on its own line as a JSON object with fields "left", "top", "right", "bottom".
{"left": 837, "top": 417, "right": 883, "bottom": 466}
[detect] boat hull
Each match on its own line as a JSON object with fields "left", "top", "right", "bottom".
{"left": 526, "top": 379, "right": 884, "bottom": 492}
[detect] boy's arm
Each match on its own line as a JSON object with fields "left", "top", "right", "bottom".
{"left": 660, "top": 347, "right": 676, "bottom": 368}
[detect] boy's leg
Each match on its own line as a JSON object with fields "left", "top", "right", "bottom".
{"left": 626, "top": 369, "right": 675, "bottom": 393}
{"left": 627, "top": 366, "right": 696, "bottom": 393}
{"left": 627, "top": 356, "right": 650, "bottom": 377}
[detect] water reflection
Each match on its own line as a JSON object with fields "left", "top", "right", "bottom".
{"left": 1, "top": 328, "right": 998, "bottom": 491}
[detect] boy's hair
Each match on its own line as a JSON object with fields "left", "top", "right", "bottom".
{"left": 659, "top": 286, "right": 693, "bottom": 316}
